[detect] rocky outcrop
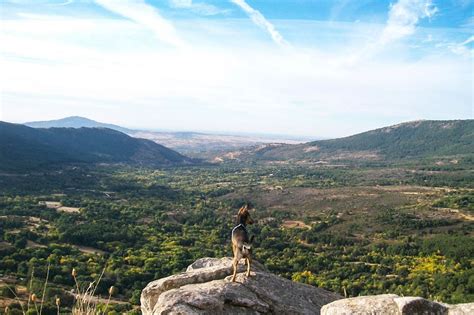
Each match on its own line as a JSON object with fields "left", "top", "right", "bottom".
{"left": 321, "top": 294, "right": 474, "bottom": 315}
{"left": 141, "top": 257, "right": 474, "bottom": 315}
{"left": 141, "top": 257, "right": 342, "bottom": 314}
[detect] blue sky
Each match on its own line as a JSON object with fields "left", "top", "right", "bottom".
{"left": 1, "top": 0, "right": 473, "bottom": 137}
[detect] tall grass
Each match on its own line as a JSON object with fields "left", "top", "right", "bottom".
{"left": 3, "top": 265, "right": 116, "bottom": 315}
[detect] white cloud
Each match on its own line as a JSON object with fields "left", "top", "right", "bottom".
{"left": 169, "top": 0, "right": 228, "bottom": 16}
{"left": 1, "top": 13, "right": 471, "bottom": 137}
{"left": 342, "top": 0, "right": 438, "bottom": 65}
{"left": 230, "top": 0, "right": 289, "bottom": 47}
{"left": 94, "top": 0, "right": 186, "bottom": 48}
{"left": 380, "top": 0, "right": 438, "bottom": 45}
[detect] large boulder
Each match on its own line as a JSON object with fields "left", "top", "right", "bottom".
{"left": 321, "top": 294, "right": 474, "bottom": 315}
{"left": 141, "top": 257, "right": 342, "bottom": 314}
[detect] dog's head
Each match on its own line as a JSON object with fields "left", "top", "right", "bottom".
{"left": 238, "top": 203, "right": 254, "bottom": 225}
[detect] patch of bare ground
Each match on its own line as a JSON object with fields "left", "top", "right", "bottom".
{"left": 259, "top": 217, "right": 276, "bottom": 224}
{"left": 281, "top": 220, "right": 311, "bottom": 229}
{"left": 297, "top": 239, "right": 314, "bottom": 247}
{"left": 137, "top": 217, "right": 154, "bottom": 224}
{"left": 222, "top": 185, "right": 433, "bottom": 215}
{"left": 326, "top": 150, "right": 381, "bottom": 161}
{"left": 72, "top": 245, "right": 107, "bottom": 255}
{"left": 346, "top": 261, "right": 382, "bottom": 267}
{"left": 39, "top": 201, "right": 80, "bottom": 213}
{"left": 0, "top": 242, "right": 13, "bottom": 251}
{"left": 26, "top": 240, "right": 46, "bottom": 249}
{"left": 304, "top": 146, "right": 320, "bottom": 153}
{"left": 57, "top": 206, "right": 80, "bottom": 213}
{"left": 435, "top": 207, "right": 474, "bottom": 221}
{"left": 39, "top": 201, "right": 61, "bottom": 208}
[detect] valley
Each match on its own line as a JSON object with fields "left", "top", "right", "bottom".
{"left": 0, "top": 119, "right": 473, "bottom": 313}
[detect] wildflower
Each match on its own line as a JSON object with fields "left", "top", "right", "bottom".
{"left": 31, "top": 293, "right": 37, "bottom": 302}
{"left": 56, "top": 297, "right": 61, "bottom": 306}
{"left": 108, "top": 286, "right": 116, "bottom": 296}
{"left": 72, "top": 268, "right": 77, "bottom": 277}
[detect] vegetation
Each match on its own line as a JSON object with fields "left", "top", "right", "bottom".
{"left": 1, "top": 120, "right": 473, "bottom": 313}
{"left": 245, "top": 120, "right": 474, "bottom": 162}
{"left": 0, "top": 157, "right": 472, "bottom": 313}
{"left": 0, "top": 122, "right": 192, "bottom": 171}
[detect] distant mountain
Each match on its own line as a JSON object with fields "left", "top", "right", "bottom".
{"left": 0, "top": 122, "right": 193, "bottom": 171}
{"left": 23, "top": 117, "right": 308, "bottom": 154}
{"left": 223, "top": 120, "right": 474, "bottom": 163}
{"left": 25, "top": 116, "right": 131, "bottom": 133}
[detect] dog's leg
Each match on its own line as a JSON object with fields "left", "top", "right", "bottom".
{"left": 231, "top": 244, "right": 239, "bottom": 282}
{"left": 246, "top": 257, "right": 251, "bottom": 277}
{"left": 231, "top": 256, "right": 238, "bottom": 282}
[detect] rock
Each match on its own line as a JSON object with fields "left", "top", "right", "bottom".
{"left": 448, "top": 303, "right": 474, "bottom": 315}
{"left": 321, "top": 294, "right": 400, "bottom": 315}
{"left": 141, "top": 257, "right": 342, "bottom": 314}
{"left": 186, "top": 257, "right": 265, "bottom": 273}
{"left": 321, "top": 294, "right": 474, "bottom": 315}
{"left": 394, "top": 297, "right": 448, "bottom": 314}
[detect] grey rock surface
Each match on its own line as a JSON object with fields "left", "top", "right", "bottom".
{"left": 141, "top": 257, "right": 342, "bottom": 314}
{"left": 447, "top": 302, "right": 474, "bottom": 315}
{"left": 321, "top": 294, "right": 473, "bottom": 315}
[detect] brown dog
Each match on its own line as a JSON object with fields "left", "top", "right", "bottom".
{"left": 231, "top": 204, "right": 254, "bottom": 282}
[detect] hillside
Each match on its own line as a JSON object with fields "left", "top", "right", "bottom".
{"left": 0, "top": 122, "right": 193, "bottom": 171}
{"left": 23, "top": 116, "right": 308, "bottom": 154}
{"left": 232, "top": 120, "right": 474, "bottom": 163}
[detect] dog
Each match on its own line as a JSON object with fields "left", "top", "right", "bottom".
{"left": 231, "top": 204, "right": 254, "bottom": 282}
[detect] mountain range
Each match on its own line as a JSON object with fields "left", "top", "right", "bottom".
{"left": 24, "top": 116, "right": 307, "bottom": 154}
{"left": 2, "top": 118, "right": 473, "bottom": 171}
{"left": 25, "top": 116, "right": 132, "bottom": 133}
{"left": 0, "top": 122, "right": 192, "bottom": 171}
{"left": 216, "top": 120, "right": 474, "bottom": 163}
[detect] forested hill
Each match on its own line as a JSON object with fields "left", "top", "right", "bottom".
{"left": 0, "top": 122, "right": 193, "bottom": 171}
{"left": 250, "top": 120, "right": 474, "bottom": 162}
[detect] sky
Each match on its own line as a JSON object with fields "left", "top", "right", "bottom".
{"left": 0, "top": 0, "right": 473, "bottom": 138}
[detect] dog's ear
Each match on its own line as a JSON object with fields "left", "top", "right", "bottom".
{"left": 249, "top": 235, "right": 254, "bottom": 244}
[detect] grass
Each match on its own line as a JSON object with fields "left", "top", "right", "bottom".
{"left": 2, "top": 265, "right": 116, "bottom": 315}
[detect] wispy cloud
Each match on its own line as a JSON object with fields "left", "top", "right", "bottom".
{"left": 94, "top": 0, "right": 186, "bottom": 48}
{"left": 447, "top": 35, "right": 474, "bottom": 57}
{"left": 169, "top": 0, "right": 229, "bottom": 16}
{"left": 380, "top": 0, "right": 438, "bottom": 45}
{"left": 343, "top": 0, "right": 438, "bottom": 64}
{"left": 50, "top": 0, "right": 74, "bottom": 6}
{"left": 230, "top": 0, "right": 289, "bottom": 47}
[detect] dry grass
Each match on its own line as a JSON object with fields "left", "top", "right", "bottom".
{"left": 2, "top": 265, "right": 116, "bottom": 315}
{"left": 281, "top": 220, "right": 311, "bottom": 229}
{"left": 72, "top": 245, "right": 107, "bottom": 255}
{"left": 38, "top": 201, "right": 80, "bottom": 213}
{"left": 57, "top": 206, "right": 80, "bottom": 213}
